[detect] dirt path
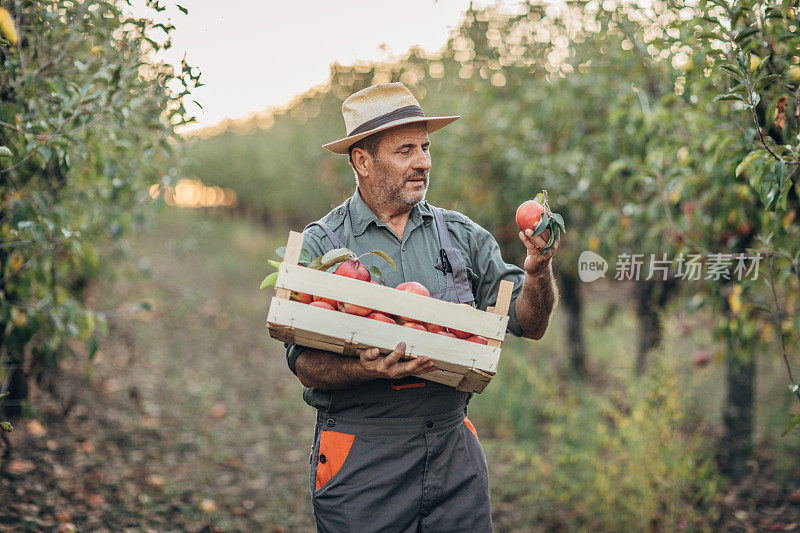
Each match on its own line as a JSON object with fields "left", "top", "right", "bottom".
{"left": 1, "top": 209, "right": 316, "bottom": 531}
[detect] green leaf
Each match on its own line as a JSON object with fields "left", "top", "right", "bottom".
{"left": 177, "top": 4, "right": 188, "bottom": 14}
{"left": 533, "top": 191, "right": 546, "bottom": 205}
{"left": 532, "top": 212, "right": 550, "bottom": 237}
{"left": 0, "top": 421, "right": 12, "bottom": 432}
{"left": 267, "top": 259, "right": 281, "bottom": 269}
{"left": 0, "top": 146, "right": 12, "bottom": 158}
{"left": 366, "top": 265, "right": 384, "bottom": 284}
{"left": 720, "top": 65, "right": 743, "bottom": 79}
{"left": 783, "top": 413, "right": 800, "bottom": 436}
{"left": 366, "top": 250, "right": 396, "bottom": 270}
{"left": 735, "top": 150, "right": 763, "bottom": 178}
{"left": 259, "top": 271, "right": 278, "bottom": 289}
{"left": 275, "top": 246, "right": 286, "bottom": 259}
{"left": 713, "top": 93, "right": 743, "bottom": 102}
{"left": 319, "top": 248, "right": 355, "bottom": 270}
{"left": 0, "top": 392, "right": 8, "bottom": 401}
{"left": 307, "top": 257, "right": 323, "bottom": 270}
{"left": 734, "top": 26, "right": 760, "bottom": 43}
{"left": 541, "top": 224, "right": 559, "bottom": 254}
{"left": 88, "top": 337, "right": 98, "bottom": 361}
{"left": 299, "top": 248, "right": 312, "bottom": 264}
{"left": 550, "top": 212, "right": 566, "bottom": 233}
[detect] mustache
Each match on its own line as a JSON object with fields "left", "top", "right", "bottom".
{"left": 405, "top": 171, "right": 429, "bottom": 182}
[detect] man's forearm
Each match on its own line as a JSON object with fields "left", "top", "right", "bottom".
{"left": 515, "top": 260, "right": 559, "bottom": 340}
{"left": 295, "top": 348, "right": 371, "bottom": 390}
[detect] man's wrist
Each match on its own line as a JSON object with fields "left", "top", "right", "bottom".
{"left": 525, "top": 256, "right": 553, "bottom": 278}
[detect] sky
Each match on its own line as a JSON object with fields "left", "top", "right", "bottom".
{"left": 130, "top": 1, "right": 517, "bottom": 131}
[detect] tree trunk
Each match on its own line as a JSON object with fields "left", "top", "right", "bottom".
{"left": 559, "top": 270, "right": 586, "bottom": 377}
{"left": 719, "top": 344, "right": 756, "bottom": 480}
{"left": 634, "top": 279, "right": 677, "bottom": 375}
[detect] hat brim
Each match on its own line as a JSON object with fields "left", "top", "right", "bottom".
{"left": 323, "top": 115, "right": 460, "bottom": 154}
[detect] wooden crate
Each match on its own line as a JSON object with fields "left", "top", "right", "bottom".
{"left": 267, "top": 231, "right": 513, "bottom": 393}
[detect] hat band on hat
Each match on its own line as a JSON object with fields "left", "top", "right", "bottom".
{"left": 348, "top": 105, "right": 425, "bottom": 137}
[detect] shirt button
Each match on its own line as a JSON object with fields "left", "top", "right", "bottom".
{"left": 319, "top": 454, "right": 327, "bottom": 464}
{"left": 326, "top": 418, "right": 335, "bottom": 428}
{"left": 426, "top": 421, "right": 434, "bottom": 429}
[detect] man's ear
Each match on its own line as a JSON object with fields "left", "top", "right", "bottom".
{"left": 350, "top": 147, "right": 370, "bottom": 178}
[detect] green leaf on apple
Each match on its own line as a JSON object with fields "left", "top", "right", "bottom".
{"left": 365, "top": 250, "right": 396, "bottom": 270}
{"left": 259, "top": 271, "right": 278, "bottom": 290}
{"left": 532, "top": 212, "right": 550, "bottom": 237}
{"left": 366, "top": 265, "right": 384, "bottom": 284}
{"left": 550, "top": 212, "right": 566, "bottom": 233}
{"left": 319, "top": 248, "right": 355, "bottom": 270}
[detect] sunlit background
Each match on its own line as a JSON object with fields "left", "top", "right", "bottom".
{"left": 127, "top": 0, "right": 518, "bottom": 131}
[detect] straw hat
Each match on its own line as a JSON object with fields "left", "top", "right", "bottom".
{"left": 323, "top": 82, "right": 460, "bottom": 154}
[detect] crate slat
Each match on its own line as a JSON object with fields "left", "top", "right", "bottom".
{"left": 268, "top": 298, "right": 500, "bottom": 373}
{"left": 276, "top": 262, "right": 508, "bottom": 340}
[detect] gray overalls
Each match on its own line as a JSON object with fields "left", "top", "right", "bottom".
{"left": 304, "top": 207, "right": 493, "bottom": 532}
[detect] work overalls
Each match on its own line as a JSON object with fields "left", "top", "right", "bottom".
{"left": 304, "top": 207, "right": 493, "bottom": 532}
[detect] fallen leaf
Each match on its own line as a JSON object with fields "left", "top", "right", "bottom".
{"left": 147, "top": 474, "right": 165, "bottom": 488}
{"left": 211, "top": 404, "right": 227, "bottom": 419}
{"left": 27, "top": 419, "right": 46, "bottom": 437}
{"left": 7, "top": 460, "right": 35, "bottom": 474}
{"left": 79, "top": 441, "right": 95, "bottom": 454}
{"left": 87, "top": 494, "right": 105, "bottom": 507}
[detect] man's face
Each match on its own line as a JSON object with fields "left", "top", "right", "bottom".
{"left": 363, "top": 123, "right": 431, "bottom": 211}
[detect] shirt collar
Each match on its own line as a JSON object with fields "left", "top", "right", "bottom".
{"left": 350, "top": 187, "right": 434, "bottom": 237}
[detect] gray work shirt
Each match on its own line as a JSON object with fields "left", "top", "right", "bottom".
{"left": 285, "top": 188, "right": 525, "bottom": 410}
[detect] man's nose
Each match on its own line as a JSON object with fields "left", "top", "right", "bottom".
{"left": 412, "top": 149, "right": 431, "bottom": 171}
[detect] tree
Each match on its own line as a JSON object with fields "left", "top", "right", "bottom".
{"left": 0, "top": 0, "right": 199, "bottom": 417}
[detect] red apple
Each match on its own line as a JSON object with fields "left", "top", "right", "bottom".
{"left": 395, "top": 281, "right": 430, "bottom": 297}
{"left": 367, "top": 312, "right": 396, "bottom": 324}
{"left": 338, "top": 301, "right": 372, "bottom": 316}
{"left": 515, "top": 200, "right": 547, "bottom": 232}
{"left": 396, "top": 282, "right": 430, "bottom": 321}
{"left": 335, "top": 259, "right": 371, "bottom": 282}
{"left": 312, "top": 294, "right": 339, "bottom": 307}
{"left": 402, "top": 321, "right": 428, "bottom": 332}
{"left": 309, "top": 301, "right": 336, "bottom": 311}
{"left": 425, "top": 322, "right": 444, "bottom": 333}
{"left": 291, "top": 291, "right": 313, "bottom": 304}
{"left": 466, "top": 335, "right": 488, "bottom": 345}
{"left": 436, "top": 330, "right": 457, "bottom": 338}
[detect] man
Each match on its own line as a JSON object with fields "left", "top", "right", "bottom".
{"left": 285, "top": 82, "right": 559, "bottom": 532}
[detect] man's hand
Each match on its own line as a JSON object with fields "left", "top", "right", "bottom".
{"left": 358, "top": 342, "right": 437, "bottom": 380}
{"left": 519, "top": 227, "right": 561, "bottom": 274}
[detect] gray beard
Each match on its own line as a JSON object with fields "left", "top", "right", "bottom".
{"left": 372, "top": 165, "right": 429, "bottom": 212}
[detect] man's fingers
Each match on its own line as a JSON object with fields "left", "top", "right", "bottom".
{"left": 519, "top": 230, "right": 545, "bottom": 252}
{"left": 360, "top": 347, "right": 380, "bottom": 361}
{"left": 383, "top": 342, "right": 406, "bottom": 365}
